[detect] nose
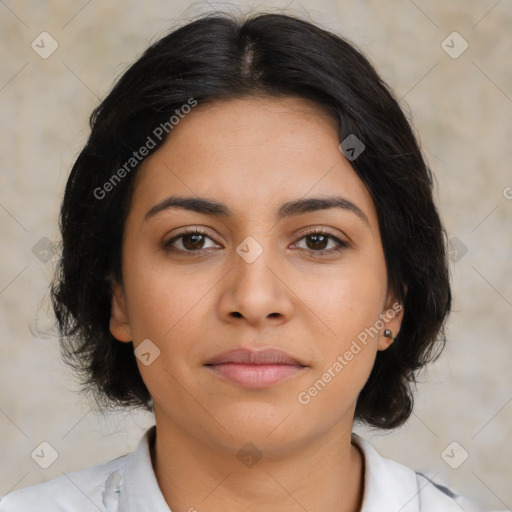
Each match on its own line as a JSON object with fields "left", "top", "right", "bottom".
{"left": 217, "top": 238, "right": 294, "bottom": 327}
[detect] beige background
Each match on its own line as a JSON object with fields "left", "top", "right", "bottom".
{"left": 0, "top": 0, "right": 511, "bottom": 509}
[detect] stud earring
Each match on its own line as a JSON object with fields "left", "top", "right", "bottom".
{"left": 383, "top": 328, "right": 393, "bottom": 339}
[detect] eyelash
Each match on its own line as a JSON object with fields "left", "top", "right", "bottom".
{"left": 162, "top": 227, "right": 350, "bottom": 257}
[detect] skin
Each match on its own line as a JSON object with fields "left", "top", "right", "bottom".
{"left": 110, "top": 96, "right": 404, "bottom": 512}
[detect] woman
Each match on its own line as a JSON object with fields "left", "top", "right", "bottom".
{"left": 0, "top": 10, "right": 494, "bottom": 512}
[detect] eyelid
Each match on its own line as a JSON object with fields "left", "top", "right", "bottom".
{"left": 163, "top": 226, "right": 221, "bottom": 247}
{"left": 297, "top": 226, "right": 349, "bottom": 242}
{"left": 291, "top": 227, "right": 351, "bottom": 252}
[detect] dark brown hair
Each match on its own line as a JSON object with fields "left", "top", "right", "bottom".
{"left": 51, "top": 10, "right": 451, "bottom": 429}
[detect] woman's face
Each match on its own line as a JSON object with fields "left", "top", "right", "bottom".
{"left": 110, "top": 96, "right": 403, "bottom": 454}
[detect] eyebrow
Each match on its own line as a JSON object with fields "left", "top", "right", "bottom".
{"left": 144, "top": 195, "right": 369, "bottom": 225}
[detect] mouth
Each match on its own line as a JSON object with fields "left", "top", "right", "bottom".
{"left": 204, "top": 348, "right": 308, "bottom": 389}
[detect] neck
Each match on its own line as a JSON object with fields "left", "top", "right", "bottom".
{"left": 150, "top": 416, "right": 365, "bottom": 512}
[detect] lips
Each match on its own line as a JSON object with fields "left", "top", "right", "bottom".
{"left": 204, "top": 348, "right": 305, "bottom": 366}
{"left": 204, "top": 348, "right": 308, "bottom": 389}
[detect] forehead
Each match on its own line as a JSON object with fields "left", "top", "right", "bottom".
{"left": 129, "top": 96, "right": 378, "bottom": 228}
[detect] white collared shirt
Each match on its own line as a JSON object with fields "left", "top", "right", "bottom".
{"left": 0, "top": 425, "right": 496, "bottom": 511}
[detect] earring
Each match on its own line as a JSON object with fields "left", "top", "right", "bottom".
{"left": 383, "top": 328, "right": 393, "bottom": 339}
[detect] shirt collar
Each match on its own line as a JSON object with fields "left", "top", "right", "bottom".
{"left": 352, "top": 433, "right": 421, "bottom": 512}
{"left": 116, "top": 427, "right": 422, "bottom": 512}
{"left": 118, "top": 425, "right": 171, "bottom": 512}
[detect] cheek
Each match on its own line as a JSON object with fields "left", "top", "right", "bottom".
{"left": 122, "top": 252, "right": 213, "bottom": 341}
{"left": 122, "top": 263, "right": 210, "bottom": 396}
{"left": 294, "top": 273, "right": 384, "bottom": 416}
{"left": 295, "top": 353, "right": 373, "bottom": 432}
{"left": 294, "top": 257, "right": 387, "bottom": 344}
{"left": 292, "top": 251, "right": 387, "bottom": 399}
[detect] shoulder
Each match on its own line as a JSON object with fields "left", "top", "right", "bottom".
{"left": 415, "top": 471, "right": 486, "bottom": 511}
{"left": 0, "top": 454, "right": 127, "bottom": 512}
{"left": 0, "top": 425, "right": 169, "bottom": 512}
{"left": 351, "top": 433, "right": 495, "bottom": 512}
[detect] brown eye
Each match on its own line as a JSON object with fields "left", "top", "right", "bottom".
{"left": 294, "top": 230, "right": 349, "bottom": 255}
{"left": 305, "top": 233, "right": 329, "bottom": 251}
{"left": 163, "top": 229, "right": 219, "bottom": 253}
{"left": 181, "top": 233, "right": 207, "bottom": 250}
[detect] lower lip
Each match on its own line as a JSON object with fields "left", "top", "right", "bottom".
{"left": 205, "top": 363, "right": 306, "bottom": 388}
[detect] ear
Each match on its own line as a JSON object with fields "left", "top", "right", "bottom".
{"left": 377, "top": 287, "right": 406, "bottom": 352}
{"left": 109, "top": 278, "right": 133, "bottom": 343}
